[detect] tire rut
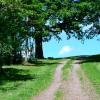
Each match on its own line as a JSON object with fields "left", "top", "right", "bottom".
{"left": 32, "top": 61, "right": 67, "bottom": 100}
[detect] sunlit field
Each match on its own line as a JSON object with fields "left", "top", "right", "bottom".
{"left": 82, "top": 56, "right": 100, "bottom": 95}
{"left": 0, "top": 59, "right": 62, "bottom": 100}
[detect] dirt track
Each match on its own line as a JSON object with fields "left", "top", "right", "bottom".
{"left": 32, "top": 61, "right": 66, "bottom": 100}
{"left": 32, "top": 60, "right": 100, "bottom": 100}
{"left": 61, "top": 60, "right": 100, "bottom": 100}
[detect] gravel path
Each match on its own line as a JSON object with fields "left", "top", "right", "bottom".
{"left": 32, "top": 60, "right": 100, "bottom": 100}
{"left": 62, "top": 60, "right": 100, "bottom": 100}
{"left": 64, "top": 61, "right": 89, "bottom": 100}
{"left": 32, "top": 61, "right": 66, "bottom": 100}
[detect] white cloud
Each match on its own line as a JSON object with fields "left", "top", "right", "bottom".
{"left": 59, "top": 45, "right": 72, "bottom": 55}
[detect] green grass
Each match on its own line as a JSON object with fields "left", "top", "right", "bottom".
{"left": 54, "top": 89, "right": 63, "bottom": 100}
{"left": 62, "top": 59, "right": 73, "bottom": 80}
{"left": 82, "top": 58, "right": 100, "bottom": 95}
{"left": 0, "top": 59, "right": 62, "bottom": 100}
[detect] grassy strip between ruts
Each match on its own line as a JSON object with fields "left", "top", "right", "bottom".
{"left": 54, "top": 89, "right": 63, "bottom": 100}
{"left": 62, "top": 59, "right": 73, "bottom": 80}
{"left": 54, "top": 59, "right": 73, "bottom": 100}
{"left": 0, "top": 59, "right": 62, "bottom": 100}
{"left": 82, "top": 61, "right": 100, "bottom": 95}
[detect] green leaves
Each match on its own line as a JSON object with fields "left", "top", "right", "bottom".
{"left": 0, "top": 43, "right": 12, "bottom": 56}
{"left": 0, "top": 0, "right": 99, "bottom": 61}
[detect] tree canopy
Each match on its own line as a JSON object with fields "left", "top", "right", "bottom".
{"left": 0, "top": 0, "right": 100, "bottom": 64}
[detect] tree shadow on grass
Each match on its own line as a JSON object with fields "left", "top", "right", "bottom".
{"left": 0, "top": 68, "right": 37, "bottom": 85}
{"left": 0, "top": 82, "right": 23, "bottom": 92}
{"left": 24, "top": 60, "right": 61, "bottom": 67}
{"left": 74, "top": 55, "right": 100, "bottom": 64}
{"left": 0, "top": 68, "right": 38, "bottom": 92}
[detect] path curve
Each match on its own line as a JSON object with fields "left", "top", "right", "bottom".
{"left": 32, "top": 60, "right": 67, "bottom": 100}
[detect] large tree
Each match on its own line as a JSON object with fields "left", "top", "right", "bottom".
{"left": 0, "top": 0, "right": 99, "bottom": 61}
{"left": 22, "top": 0, "right": 90, "bottom": 59}
{"left": 31, "top": 0, "right": 96, "bottom": 58}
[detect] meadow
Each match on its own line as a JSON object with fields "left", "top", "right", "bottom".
{"left": 0, "top": 59, "right": 62, "bottom": 100}
{"left": 82, "top": 55, "right": 100, "bottom": 95}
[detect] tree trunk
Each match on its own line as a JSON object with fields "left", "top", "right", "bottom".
{"left": 35, "top": 35, "right": 44, "bottom": 59}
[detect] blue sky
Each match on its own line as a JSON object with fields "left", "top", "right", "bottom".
{"left": 43, "top": 31, "right": 100, "bottom": 58}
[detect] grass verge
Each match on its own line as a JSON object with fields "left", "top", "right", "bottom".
{"left": 82, "top": 60, "right": 100, "bottom": 95}
{"left": 0, "top": 59, "right": 62, "bottom": 100}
